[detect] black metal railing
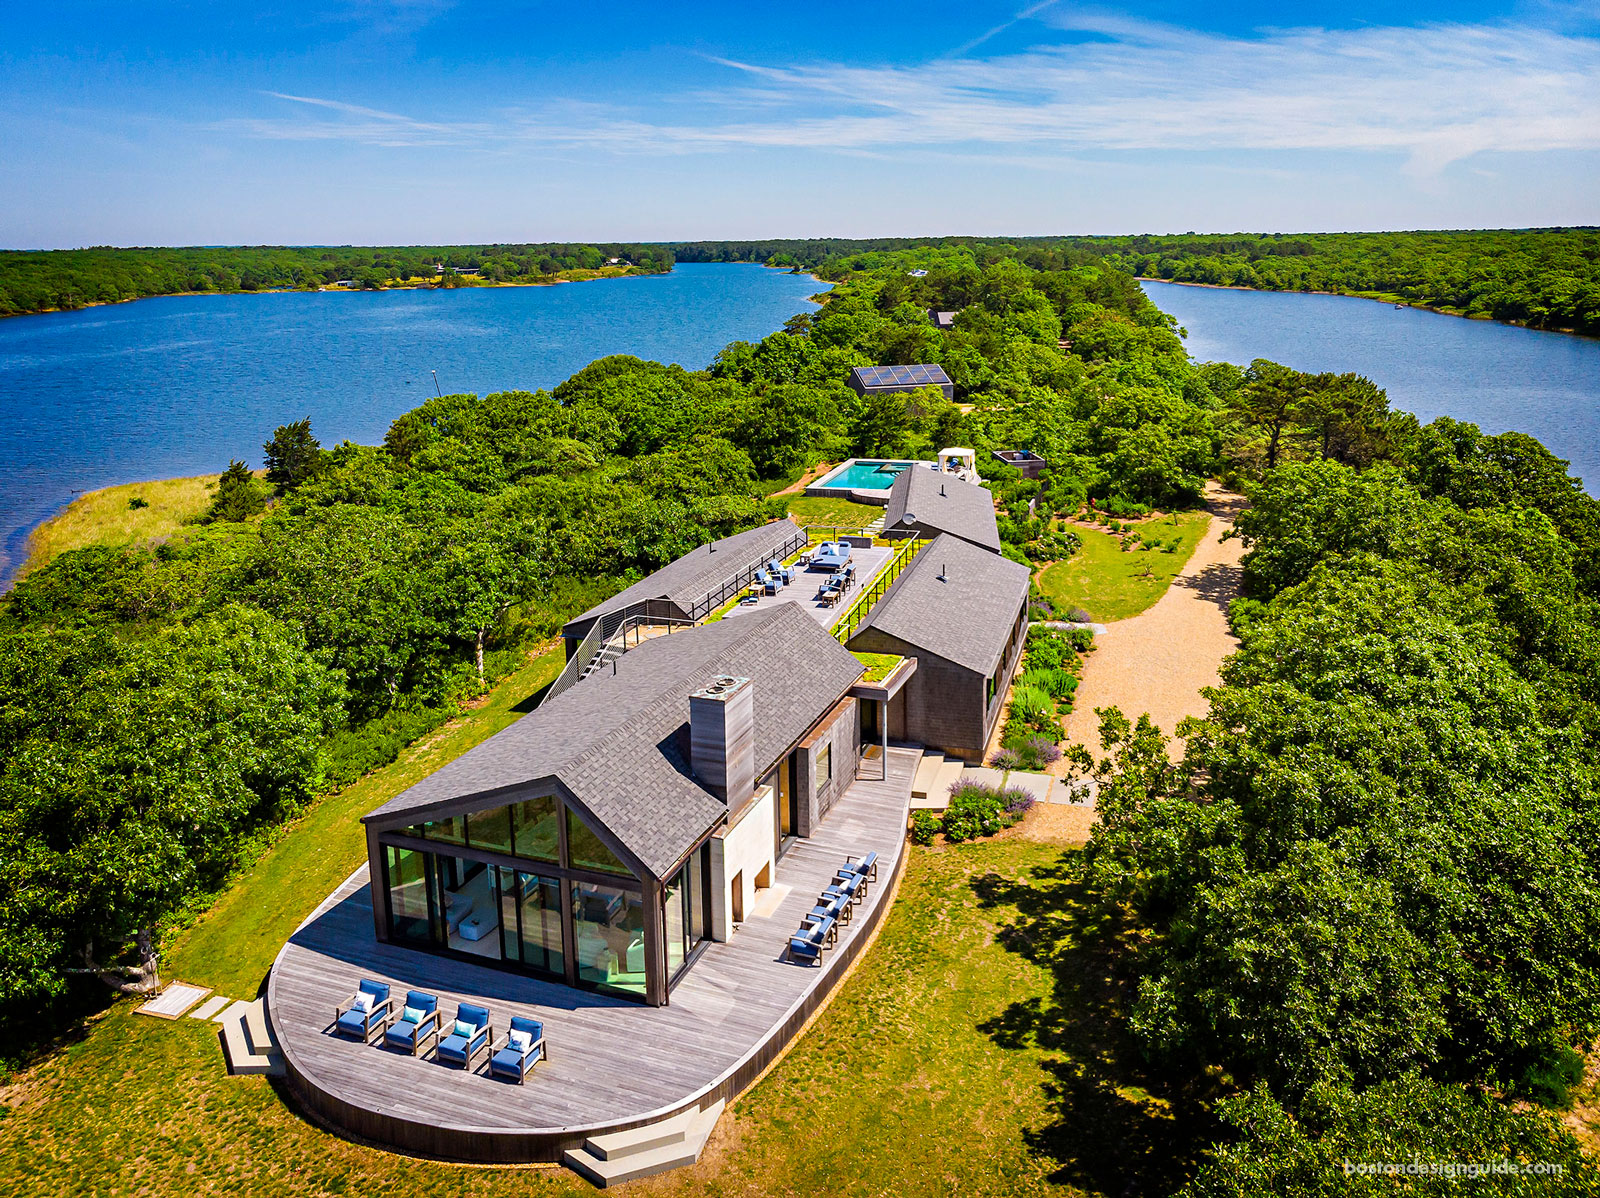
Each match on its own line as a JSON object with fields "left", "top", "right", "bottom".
{"left": 832, "top": 536, "right": 925, "bottom": 644}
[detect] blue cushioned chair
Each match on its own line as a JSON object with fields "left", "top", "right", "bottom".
{"left": 333, "top": 979, "right": 391, "bottom": 1042}
{"left": 788, "top": 931, "right": 822, "bottom": 966}
{"left": 383, "top": 989, "right": 440, "bottom": 1057}
{"left": 842, "top": 851, "right": 879, "bottom": 884}
{"left": 489, "top": 1016, "right": 547, "bottom": 1084}
{"left": 436, "top": 1002, "right": 492, "bottom": 1070}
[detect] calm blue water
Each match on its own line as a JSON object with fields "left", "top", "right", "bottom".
{"left": 1141, "top": 280, "right": 1600, "bottom": 493}
{"left": 819, "top": 459, "right": 917, "bottom": 490}
{"left": 0, "top": 263, "right": 826, "bottom": 580}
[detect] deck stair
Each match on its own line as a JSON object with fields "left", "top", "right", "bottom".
{"left": 220, "top": 997, "right": 284, "bottom": 1077}
{"left": 562, "top": 1099, "right": 725, "bottom": 1187}
{"left": 911, "top": 752, "right": 966, "bottom": 810}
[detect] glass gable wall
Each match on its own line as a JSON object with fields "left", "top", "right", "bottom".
{"left": 383, "top": 793, "right": 705, "bottom": 1001}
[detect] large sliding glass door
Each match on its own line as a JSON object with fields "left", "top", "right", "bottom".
{"left": 664, "top": 844, "right": 710, "bottom": 984}
{"left": 385, "top": 845, "right": 436, "bottom": 944}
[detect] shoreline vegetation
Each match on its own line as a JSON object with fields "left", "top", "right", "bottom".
{"left": 0, "top": 264, "right": 656, "bottom": 321}
{"left": 19, "top": 473, "right": 224, "bottom": 578}
{"left": 1136, "top": 275, "right": 1595, "bottom": 337}
{"left": 5, "top": 230, "right": 1596, "bottom": 336}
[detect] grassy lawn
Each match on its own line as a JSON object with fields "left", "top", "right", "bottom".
{"left": 782, "top": 494, "right": 883, "bottom": 531}
{"left": 21, "top": 473, "right": 220, "bottom": 575}
{"left": 1037, "top": 513, "right": 1211, "bottom": 624}
{"left": 0, "top": 780, "right": 1203, "bottom": 1196}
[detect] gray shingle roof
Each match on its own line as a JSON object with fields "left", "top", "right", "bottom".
{"left": 562, "top": 519, "right": 805, "bottom": 636}
{"left": 365, "top": 603, "right": 863, "bottom": 879}
{"left": 884, "top": 468, "right": 1001, "bottom": 553}
{"left": 848, "top": 534, "right": 1030, "bottom": 676}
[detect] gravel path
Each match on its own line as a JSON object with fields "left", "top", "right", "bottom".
{"left": 1060, "top": 485, "right": 1247, "bottom": 757}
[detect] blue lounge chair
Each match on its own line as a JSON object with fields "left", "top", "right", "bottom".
{"left": 789, "top": 932, "right": 822, "bottom": 966}
{"left": 761, "top": 570, "right": 782, "bottom": 595}
{"left": 828, "top": 871, "right": 865, "bottom": 907}
{"left": 436, "top": 1002, "right": 492, "bottom": 1070}
{"left": 383, "top": 990, "right": 441, "bottom": 1057}
{"left": 789, "top": 915, "right": 833, "bottom": 965}
{"left": 841, "top": 851, "right": 879, "bottom": 885}
{"left": 333, "top": 979, "right": 391, "bottom": 1042}
{"left": 489, "top": 1016, "right": 547, "bottom": 1084}
{"left": 767, "top": 558, "right": 793, "bottom": 585}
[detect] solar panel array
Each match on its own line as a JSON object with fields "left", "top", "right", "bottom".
{"left": 854, "top": 364, "right": 952, "bottom": 389}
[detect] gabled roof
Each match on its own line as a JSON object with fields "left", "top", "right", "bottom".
{"left": 365, "top": 604, "right": 863, "bottom": 879}
{"left": 884, "top": 466, "right": 1001, "bottom": 553}
{"left": 848, "top": 534, "right": 1030, "bottom": 676}
{"left": 563, "top": 519, "right": 804, "bottom": 636}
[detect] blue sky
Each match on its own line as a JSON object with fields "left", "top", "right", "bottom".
{"left": 3, "top": 1, "right": 1597, "bottom": 246}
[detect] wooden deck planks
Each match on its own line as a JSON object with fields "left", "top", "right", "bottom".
{"left": 267, "top": 749, "right": 915, "bottom": 1150}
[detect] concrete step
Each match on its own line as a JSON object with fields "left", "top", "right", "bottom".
{"left": 910, "top": 753, "right": 945, "bottom": 799}
{"left": 929, "top": 757, "right": 966, "bottom": 808}
{"left": 563, "top": 1100, "right": 725, "bottom": 1188}
{"left": 220, "top": 1010, "right": 284, "bottom": 1077}
{"left": 188, "top": 995, "right": 231, "bottom": 1021}
{"left": 585, "top": 1104, "right": 699, "bottom": 1161}
{"left": 243, "top": 998, "right": 279, "bottom": 1058}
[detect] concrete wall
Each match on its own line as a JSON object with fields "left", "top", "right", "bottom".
{"left": 796, "top": 698, "right": 862, "bottom": 836}
{"left": 708, "top": 785, "right": 776, "bottom": 942}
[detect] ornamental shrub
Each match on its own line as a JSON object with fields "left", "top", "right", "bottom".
{"left": 910, "top": 810, "right": 940, "bottom": 846}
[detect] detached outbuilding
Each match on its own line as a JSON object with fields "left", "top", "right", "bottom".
{"left": 847, "top": 364, "right": 954, "bottom": 402}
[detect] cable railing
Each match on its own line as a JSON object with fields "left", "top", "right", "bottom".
{"left": 540, "top": 524, "right": 810, "bottom": 708}
{"left": 832, "top": 536, "right": 926, "bottom": 645}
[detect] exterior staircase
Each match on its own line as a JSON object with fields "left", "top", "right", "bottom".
{"left": 910, "top": 752, "right": 965, "bottom": 810}
{"left": 562, "top": 1099, "right": 725, "bottom": 1187}
{"left": 219, "top": 997, "right": 284, "bottom": 1077}
{"left": 862, "top": 512, "right": 885, "bottom": 537}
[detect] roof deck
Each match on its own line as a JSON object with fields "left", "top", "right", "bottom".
{"left": 267, "top": 748, "right": 917, "bottom": 1163}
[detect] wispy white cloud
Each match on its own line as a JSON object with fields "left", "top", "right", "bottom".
{"left": 234, "top": 17, "right": 1600, "bottom": 171}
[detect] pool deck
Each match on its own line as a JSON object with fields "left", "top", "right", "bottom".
{"left": 266, "top": 748, "right": 918, "bottom": 1163}
{"left": 718, "top": 545, "right": 894, "bottom": 630}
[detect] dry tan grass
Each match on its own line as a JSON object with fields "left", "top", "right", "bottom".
{"left": 20, "top": 473, "right": 221, "bottom": 576}
{"left": 1062, "top": 484, "right": 1246, "bottom": 754}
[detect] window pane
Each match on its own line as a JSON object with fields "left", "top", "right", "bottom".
{"left": 420, "top": 815, "right": 465, "bottom": 846}
{"left": 498, "top": 866, "right": 520, "bottom": 963}
{"left": 438, "top": 854, "right": 498, "bottom": 959}
{"left": 467, "top": 805, "right": 513, "bottom": 855}
{"left": 512, "top": 795, "right": 559, "bottom": 863}
{"left": 518, "top": 872, "right": 564, "bottom": 976}
{"left": 664, "top": 866, "right": 688, "bottom": 979}
{"left": 386, "top": 846, "right": 432, "bottom": 943}
{"left": 567, "top": 809, "right": 630, "bottom": 875}
{"left": 817, "top": 743, "right": 832, "bottom": 785}
{"left": 572, "top": 882, "right": 646, "bottom": 996}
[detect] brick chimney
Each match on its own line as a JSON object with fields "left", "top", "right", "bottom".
{"left": 689, "top": 675, "right": 755, "bottom": 809}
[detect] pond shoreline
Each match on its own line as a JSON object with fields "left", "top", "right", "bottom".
{"left": 1136, "top": 277, "right": 1590, "bottom": 339}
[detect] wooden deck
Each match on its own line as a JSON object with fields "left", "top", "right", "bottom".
{"left": 267, "top": 748, "right": 917, "bottom": 1162}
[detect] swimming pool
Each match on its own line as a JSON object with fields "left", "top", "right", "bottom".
{"left": 813, "top": 458, "right": 923, "bottom": 492}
